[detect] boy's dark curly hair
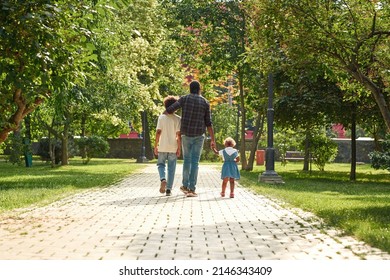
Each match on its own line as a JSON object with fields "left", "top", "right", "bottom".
{"left": 164, "top": 96, "right": 178, "bottom": 109}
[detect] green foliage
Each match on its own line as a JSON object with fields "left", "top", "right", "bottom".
{"left": 274, "top": 66, "right": 345, "bottom": 130}
{"left": 306, "top": 134, "right": 338, "bottom": 171}
{"left": 0, "top": 142, "right": 5, "bottom": 154}
{"left": 0, "top": 0, "right": 102, "bottom": 141}
{"left": 108, "top": 0, "right": 184, "bottom": 113}
{"left": 201, "top": 148, "right": 219, "bottom": 162}
{"left": 164, "top": 0, "right": 246, "bottom": 80}
{"left": 75, "top": 136, "right": 109, "bottom": 164}
{"left": 369, "top": 134, "right": 390, "bottom": 172}
{"left": 1, "top": 0, "right": 183, "bottom": 145}
{"left": 245, "top": 0, "right": 390, "bottom": 131}
{"left": 211, "top": 103, "right": 239, "bottom": 145}
{"left": 163, "top": 0, "right": 263, "bottom": 102}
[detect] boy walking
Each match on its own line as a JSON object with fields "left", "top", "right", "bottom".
{"left": 154, "top": 96, "right": 181, "bottom": 196}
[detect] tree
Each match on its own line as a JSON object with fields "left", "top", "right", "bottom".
{"left": 109, "top": 0, "right": 184, "bottom": 156}
{"left": 0, "top": 0, "right": 108, "bottom": 143}
{"left": 245, "top": 0, "right": 390, "bottom": 132}
{"left": 2, "top": 0, "right": 184, "bottom": 165}
{"left": 274, "top": 64, "right": 344, "bottom": 170}
{"left": 35, "top": 86, "right": 86, "bottom": 165}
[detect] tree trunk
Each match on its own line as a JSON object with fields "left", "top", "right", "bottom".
{"left": 48, "top": 130, "right": 56, "bottom": 168}
{"left": 350, "top": 108, "right": 357, "bottom": 181}
{"left": 0, "top": 130, "right": 11, "bottom": 143}
{"left": 0, "top": 89, "right": 43, "bottom": 143}
{"left": 238, "top": 72, "right": 247, "bottom": 170}
{"left": 303, "top": 130, "right": 310, "bottom": 171}
{"left": 144, "top": 112, "right": 154, "bottom": 160}
{"left": 61, "top": 135, "right": 69, "bottom": 165}
{"left": 348, "top": 68, "right": 390, "bottom": 132}
{"left": 24, "top": 115, "right": 32, "bottom": 140}
{"left": 246, "top": 112, "right": 265, "bottom": 171}
{"left": 61, "top": 113, "right": 70, "bottom": 166}
{"left": 42, "top": 108, "right": 71, "bottom": 166}
{"left": 80, "top": 113, "right": 87, "bottom": 158}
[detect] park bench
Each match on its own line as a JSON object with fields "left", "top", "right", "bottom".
{"left": 285, "top": 151, "right": 305, "bottom": 161}
{"left": 285, "top": 151, "right": 316, "bottom": 161}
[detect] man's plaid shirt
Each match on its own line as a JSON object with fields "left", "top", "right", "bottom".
{"left": 166, "top": 93, "right": 212, "bottom": 137}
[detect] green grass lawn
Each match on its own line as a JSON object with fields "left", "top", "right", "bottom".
{"left": 0, "top": 157, "right": 142, "bottom": 213}
{"left": 240, "top": 162, "right": 390, "bottom": 255}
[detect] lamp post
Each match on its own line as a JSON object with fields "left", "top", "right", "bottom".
{"left": 259, "top": 73, "right": 284, "bottom": 183}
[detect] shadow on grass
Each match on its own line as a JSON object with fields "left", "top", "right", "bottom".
{"left": 318, "top": 206, "right": 390, "bottom": 253}
{"left": 319, "top": 205, "right": 390, "bottom": 225}
{"left": 242, "top": 168, "right": 390, "bottom": 196}
{"left": 0, "top": 159, "right": 141, "bottom": 191}
{"left": 240, "top": 167, "right": 390, "bottom": 254}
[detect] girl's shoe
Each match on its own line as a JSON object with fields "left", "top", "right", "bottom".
{"left": 230, "top": 193, "right": 234, "bottom": 198}
{"left": 220, "top": 192, "right": 225, "bottom": 197}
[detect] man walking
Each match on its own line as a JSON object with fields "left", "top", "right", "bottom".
{"left": 165, "top": 80, "right": 216, "bottom": 197}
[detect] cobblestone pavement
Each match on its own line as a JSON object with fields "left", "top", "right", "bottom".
{"left": 0, "top": 164, "right": 389, "bottom": 260}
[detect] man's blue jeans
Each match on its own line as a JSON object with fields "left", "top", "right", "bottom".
{"left": 181, "top": 135, "right": 205, "bottom": 191}
{"left": 157, "top": 152, "right": 177, "bottom": 190}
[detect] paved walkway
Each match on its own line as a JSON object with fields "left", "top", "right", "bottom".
{"left": 0, "top": 164, "right": 389, "bottom": 260}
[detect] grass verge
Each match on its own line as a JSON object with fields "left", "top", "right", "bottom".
{"left": 240, "top": 162, "right": 390, "bottom": 255}
{"left": 0, "top": 157, "right": 142, "bottom": 213}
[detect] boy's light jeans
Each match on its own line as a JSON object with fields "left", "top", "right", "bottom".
{"left": 157, "top": 152, "right": 177, "bottom": 190}
{"left": 181, "top": 135, "right": 205, "bottom": 191}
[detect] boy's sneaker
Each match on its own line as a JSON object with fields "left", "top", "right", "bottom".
{"left": 160, "top": 180, "right": 167, "bottom": 194}
{"left": 180, "top": 186, "right": 189, "bottom": 194}
{"left": 166, "top": 189, "right": 171, "bottom": 196}
{"left": 186, "top": 190, "right": 197, "bottom": 197}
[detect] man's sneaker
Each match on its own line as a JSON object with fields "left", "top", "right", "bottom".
{"left": 180, "top": 186, "right": 189, "bottom": 194}
{"left": 166, "top": 189, "right": 171, "bottom": 196}
{"left": 186, "top": 190, "right": 197, "bottom": 197}
{"left": 160, "top": 180, "right": 167, "bottom": 193}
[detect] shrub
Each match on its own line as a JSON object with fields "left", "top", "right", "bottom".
{"left": 37, "top": 138, "right": 62, "bottom": 164}
{"left": 274, "top": 129, "right": 303, "bottom": 166}
{"left": 201, "top": 147, "right": 219, "bottom": 162}
{"left": 369, "top": 134, "right": 390, "bottom": 172}
{"left": 75, "top": 136, "right": 109, "bottom": 164}
{"left": 308, "top": 134, "right": 338, "bottom": 171}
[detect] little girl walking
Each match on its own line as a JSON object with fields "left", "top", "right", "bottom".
{"left": 213, "top": 137, "right": 240, "bottom": 198}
